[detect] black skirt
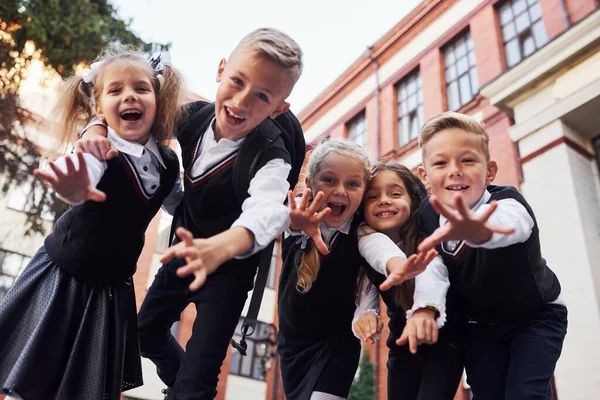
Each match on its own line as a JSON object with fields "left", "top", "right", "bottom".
{"left": 0, "top": 247, "right": 143, "bottom": 400}
{"left": 278, "top": 331, "right": 361, "bottom": 400}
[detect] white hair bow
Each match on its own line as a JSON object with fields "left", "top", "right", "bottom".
{"left": 81, "top": 51, "right": 172, "bottom": 84}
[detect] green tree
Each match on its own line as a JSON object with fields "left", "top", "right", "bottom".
{"left": 0, "top": 0, "right": 167, "bottom": 235}
{"left": 348, "top": 349, "right": 376, "bottom": 400}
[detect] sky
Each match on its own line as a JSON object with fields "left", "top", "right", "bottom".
{"left": 109, "top": 0, "right": 423, "bottom": 114}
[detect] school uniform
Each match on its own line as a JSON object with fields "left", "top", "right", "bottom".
{"left": 417, "top": 185, "right": 567, "bottom": 400}
{"left": 0, "top": 128, "right": 181, "bottom": 400}
{"left": 136, "top": 117, "right": 292, "bottom": 400}
{"left": 357, "top": 234, "right": 466, "bottom": 400}
{"left": 277, "top": 217, "right": 368, "bottom": 400}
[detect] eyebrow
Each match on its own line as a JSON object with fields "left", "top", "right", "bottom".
{"left": 235, "top": 70, "right": 273, "bottom": 95}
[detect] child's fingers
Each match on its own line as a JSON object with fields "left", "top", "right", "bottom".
{"left": 307, "top": 191, "right": 323, "bottom": 214}
{"left": 176, "top": 227, "right": 195, "bottom": 247}
{"left": 477, "top": 200, "right": 498, "bottom": 223}
{"left": 87, "top": 187, "right": 106, "bottom": 202}
{"left": 314, "top": 207, "right": 331, "bottom": 222}
{"left": 313, "top": 234, "right": 329, "bottom": 255}
{"left": 64, "top": 156, "right": 77, "bottom": 175}
{"left": 432, "top": 324, "right": 439, "bottom": 344}
{"left": 287, "top": 191, "right": 297, "bottom": 210}
{"left": 172, "top": 247, "right": 200, "bottom": 260}
{"left": 188, "top": 269, "right": 208, "bottom": 291}
{"left": 299, "top": 188, "right": 311, "bottom": 210}
{"left": 487, "top": 223, "right": 516, "bottom": 235}
{"left": 367, "top": 314, "right": 379, "bottom": 334}
{"left": 396, "top": 329, "right": 409, "bottom": 346}
{"left": 417, "top": 225, "right": 451, "bottom": 253}
{"left": 106, "top": 147, "right": 119, "bottom": 160}
{"left": 430, "top": 196, "right": 459, "bottom": 223}
{"left": 453, "top": 194, "right": 471, "bottom": 219}
{"left": 160, "top": 245, "right": 182, "bottom": 263}
{"left": 33, "top": 169, "right": 58, "bottom": 187}
{"left": 48, "top": 161, "right": 67, "bottom": 180}
{"left": 378, "top": 318, "right": 384, "bottom": 332}
{"left": 379, "top": 274, "right": 398, "bottom": 291}
{"left": 408, "top": 329, "right": 418, "bottom": 354}
{"left": 75, "top": 152, "right": 87, "bottom": 173}
{"left": 354, "top": 323, "right": 367, "bottom": 342}
{"left": 176, "top": 259, "right": 203, "bottom": 278}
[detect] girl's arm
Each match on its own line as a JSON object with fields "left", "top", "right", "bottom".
{"left": 352, "top": 280, "right": 382, "bottom": 344}
{"left": 161, "top": 173, "right": 184, "bottom": 216}
{"left": 407, "top": 255, "right": 449, "bottom": 328}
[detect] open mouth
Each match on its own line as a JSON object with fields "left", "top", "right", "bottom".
{"left": 375, "top": 211, "right": 397, "bottom": 218}
{"left": 120, "top": 109, "right": 143, "bottom": 121}
{"left": 445, "top": 185, "right": 469, "bottom": 191}
{"left": 328, "top": 202, "right": 347, "bottom": 217}
{"left": 224, "top": 106, "right": 246, "bottom": 125}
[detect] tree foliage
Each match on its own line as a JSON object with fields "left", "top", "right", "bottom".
{"left": 0, "top": 0, "right": 167, "bottom": 235}
{"left": 348, "top": 349, "right": 376, "bottom": 400}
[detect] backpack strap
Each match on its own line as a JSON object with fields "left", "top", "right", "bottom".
{"left": 230, "top": 117, "right": 284, "bottom": 203}
{"left": 230, "top": 240, "right": 276, "bottom": 356}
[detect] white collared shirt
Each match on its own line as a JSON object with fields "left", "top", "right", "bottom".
{"left": 192, "top": 120, "right": 292, "bottom": 258}
{"left": 48, "top": 127, "right": 183, "bottom": 214}
{"left": 413, "top": 190, "right": 565, "bottom": 327}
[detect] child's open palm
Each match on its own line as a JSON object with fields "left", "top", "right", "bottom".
{"left": 379, "top": 249, "right": 438, "bottom": 291}
{"left": 418, "top": 193, "right": 515, "bottom": 253}
{"left": 34, "top": 152, "right": 106, "bottom": 204}
{"left": 288, "top": 189, "right": 331, "bottom": 254}
{"left": 161, "top": 227, "right": 226, "bottom": 291}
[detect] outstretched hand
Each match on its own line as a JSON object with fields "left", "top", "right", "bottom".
{"left": 396, "top": 308, "right": 439, "bottom": 354}
{"left": 379, "top": 249, "right": 438, "bottom": 291}
{"left": 353, "top": 313, "right": 383, "bottom": 345}
{"left": 34, "top": 152, "right": 106, "bottom": 204}
{"left": 288, "top": 189, "right": 331, "bottom": 254}
{"left": 418, "top": 194, "right": 515, "bottom": 253}
{"left": 75, "top": 125, "right": 118, "bottom": 161}
{"left": 160, "top": 227, "right": 226, "bottom": 291}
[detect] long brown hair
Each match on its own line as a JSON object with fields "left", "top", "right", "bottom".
{"left": 50, "top": 45, "right": 183, "bottom": 155}
{"left": 369, "top": 162, "right": 428, "bottom": 311}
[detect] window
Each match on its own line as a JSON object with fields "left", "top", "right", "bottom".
{"left": 498, "top": 0, "right": 548, "bottom": 68}
{"left": 397, "top": 69, "right": 423, "bottom": 145}
{"left": 0, "top": 250, "right": 31, "bottom": 302}
{"left": 444, "top": 32, "right": 479, "bottom": 111}
{"left": 347, "top": 112, "right": 367, "bottom": 150}
{"left": 266, "top": 241, "right": 279, "bottom": 289}
{"left": 229, "top": 320, "right": 273, "bottom": 380}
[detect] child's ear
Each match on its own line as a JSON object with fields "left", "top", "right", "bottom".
{"left": 417, "top": 165, "right": 430, "bottom": 191}
{"left": 216, "top": 58, "right": 226, "bottom": 82}
{"left": 270, "top": 101, "right": 290, "bottom": 119}
{"left": 95, "top": 104, "right": 105, "bottom": 122}
{"left": 486, "top": 160, "right": 498, "bottom": 185}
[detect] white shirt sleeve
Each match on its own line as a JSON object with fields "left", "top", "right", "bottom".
{"left": 467, "top": 198, "right": 534, "bottom": 249}
{"left": 160, "top": 173, "right": 184, "bottom": 216}
{"left": 232, "top": 158, "right": 291, "bottom": 258}
{"left": 80, "top": 118, "right": 106, "bottom": 137}
{"left": 358, "top": 232, "right": 407, "bottom": 277}
{"left": 407, "top": 255, "right": 449, "bottom": 328}
{"left": 352, "top": 280, "right": 381, "bottom": 339}
{"left": 47, "top": 153, "right": 107, "bottom": 205}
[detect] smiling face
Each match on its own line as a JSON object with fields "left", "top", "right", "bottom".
{"left": 213, "top": 48, "right": 293, "bottom": 141}
{"left": 95, "top": 61, "right": 156, "bottom": 144}
{"left": 308, "top": 152, "right": 368, "bottom": 229}
{"left": 419, "top": 127, "right": 497, "bottom": 209}
{"left": 363, "top": 170, "right": 412, "bottom": 243}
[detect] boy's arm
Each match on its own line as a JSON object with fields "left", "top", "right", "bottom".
{"left": 467, "top": 198, "right": 534, "bottom": 249}
{"left": 230, "top": 158, "right": 292, "bottom": 258}
{"left": 407, "top": 255, "right": 449, "bottom": 328}
{"left": 75, "top": 119, "right": 117, "bottom": 160}
{"left": 352, "top": 280, "right": 382, "bottom": 344}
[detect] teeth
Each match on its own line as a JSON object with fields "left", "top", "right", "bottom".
{"left": 447, "top": 185, "right": 468, "bottom": 190}
{"left": 329, "top": 202, "right": 344, "bottom": 207}
{"left": 227, "top": 108, "right": 243, "bottom": 119}
{"left": 377, "top": 211, "right": 396, "bottom": 217}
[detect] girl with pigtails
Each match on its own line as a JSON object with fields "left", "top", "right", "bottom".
{"left": 0, "top": 45, "right": 184, "bottom": 400}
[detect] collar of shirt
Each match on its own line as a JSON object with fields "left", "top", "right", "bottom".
{"left": 201, "top": 118, "right": 246, "bottom": 153}
{"left": 439, "top": 189, "right": 491, "bottom": 227}
{"left": 320, "top": 216, "right": 354, "bottom": 245}
{"left": 106, "top": 127, "right": 166, "bottom": 168}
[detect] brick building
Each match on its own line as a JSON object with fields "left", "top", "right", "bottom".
{"left": 295, "top": 0, "right": 600, "bottom": 399}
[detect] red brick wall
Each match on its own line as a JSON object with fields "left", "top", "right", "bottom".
{"left": 471, "top": 5, "right": 505, "bottom": 86}
{"left": 379, "top": 84, "right": 398, "bottom": 154}
{"left": 565, "top": 0, "right": 599, "bottom": 23}
{"left": 421, "top": 48, "right": 445, "bottom": 120}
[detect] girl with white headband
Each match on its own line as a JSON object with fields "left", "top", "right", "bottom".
{"left": 0, "top": 45, "right": 184, "bottom": 400}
